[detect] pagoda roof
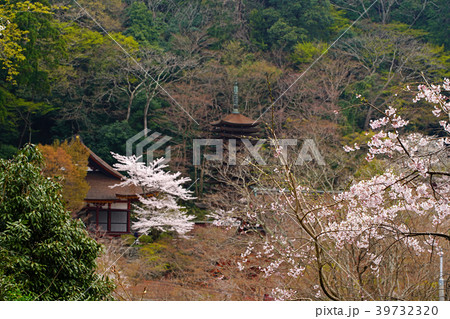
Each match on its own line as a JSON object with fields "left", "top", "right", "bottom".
{"left": 210, "top": 112, "right": 259, "bottom": 127}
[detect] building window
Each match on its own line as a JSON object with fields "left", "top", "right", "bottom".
{"left": 87, "top": 202, "right": 130, "bottom": 234}
{"left": 110, "top": 210, "right": 128, "bottom": 232}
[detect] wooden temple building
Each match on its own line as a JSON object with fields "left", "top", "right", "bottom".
{"left": 79, "top": 144, "right": 144, "bottom": 236}
{"left": 210, "top": 82, "right": 260, "bottom": 139}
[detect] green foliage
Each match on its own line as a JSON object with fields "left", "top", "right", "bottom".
{"left": 0, "top": 1, "right": 64, "bottom": 156}
{"left": 46, "top": 23, "right": 139, "bottom": 141}
{"left": 65, "top": 0, "right": 124, "bottom": 32}
{"left": 83, "top": 121, "right": 137, "bottom": 165}
{"left": 184, "top": 201, "right": 208, "bottom": 221}
{"left": 222, "top": 40, "right": 246, "bottom": 66}
{"left": 0, "top": 270, "right": 33, "bottom": 300}
{"left": 138, "top": 241, "right": 174, "bottom": 277}
{"left": 120, "top": 234, "right": 136, "bottom": 246}
{"left": 140, "top": 229, "right": 173, "bottom": 243}
{"left": 291, "top": 41, "right": 327, "bottom": 64}
{"left": 138, "top": 235, "right": 154, "bottom": 244}
{"left": 353, "top": 159, "right": 386, "bottom": 181}
{"left": 10, "top": 1, "right": 65, "bottom": 100}
{"left": 0, "top": 0, "right": 449, "bottom": 212}
{"left": 335, "top": 21, "right": 449, "bottom": 132}
{"left": 140, "top": 242, "right": 166, "bottom": 260}
{"left": 421, "top": 0, "right": 450, "bottom": 50}
{"left": 124, "top": 1, "right": 167, "bottom": 48}
{"left": 333, "top": 0, "right": 450, "bottom": 50}
{"left": 339, "top": 77, "right": 375, "bottom": 132}
{"left": 0, "top": 0, "right": 54, "bottom": 83}
{"left": 0, "top": 144, "right": 114, "bottom": 300}
{"left": 0, "top": 85, "right": 54, "bottom": 153}
{"left": 329, "top": 5, "right": 351, "bottom": 34}
{"left": 0, "top": 144, "right": 17, "bottom": 159}
{"left": 249, "top": 7, "right": 291, "bottom": 50}
{"left": 249, "top": 0, "right": 334, "bottom": 51}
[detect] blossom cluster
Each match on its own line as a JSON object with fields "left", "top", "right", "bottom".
{"left": 111, "top": 153, "right": 195, "bottom": 236}
{"left": 324, "top": 171, "right": 448, "bottom": 252}
{"left": 413, "top": 79, "right": 450, "bottom": 135}
{"left": 208, "top": 81, "right": 449, "bottom": 300}
{"left": 270, "top": 287, "right": 297, "bottom": 301}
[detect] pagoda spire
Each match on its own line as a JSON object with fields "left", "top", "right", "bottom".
{"left": 232, "top": 81, "right": 239, "bottom": 114}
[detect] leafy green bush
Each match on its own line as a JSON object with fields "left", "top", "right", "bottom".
{"left": 0, "top": 271, "right": 34, "bottom": 301}
{"left": 291, "top": 42, "right": 327, "bottom": 64}
{"left": 120, "top": 234, "right": 137, "bottom": 246}
{"left": 0, "top": 145, "right": 114, "bottom": 300}
{"left": 138, "top": 235, "right": 154, "bottom": 244}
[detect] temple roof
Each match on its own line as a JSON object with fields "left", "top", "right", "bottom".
{"left": 85, "top": 171, "right": 143, "bottom": 201}
{"left": 81, "top": 141, "right": 144, "bottom": 201}
{"left": 85, "top": 145, "right": 123, "bottom": 180}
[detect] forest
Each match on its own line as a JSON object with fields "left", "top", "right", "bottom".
{"left": 1, "top": 0, "right": 448, "bottom": 164}
{"left": 0, "top": 0, "right": 449, "bottom": 301}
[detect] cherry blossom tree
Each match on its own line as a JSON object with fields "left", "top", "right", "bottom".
{"left": 111, "top": 153, "right": 195, "bottom": 236}
{"left": 210, "top": 79, "right": 449, "bottom": 300}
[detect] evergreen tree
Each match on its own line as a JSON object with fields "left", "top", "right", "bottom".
{"left": 0, "top": 144, "right": 114, "bottom": 300}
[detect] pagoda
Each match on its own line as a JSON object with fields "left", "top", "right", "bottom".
{"left": 210, "top": 82, "right": 260, "bottom": 139}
